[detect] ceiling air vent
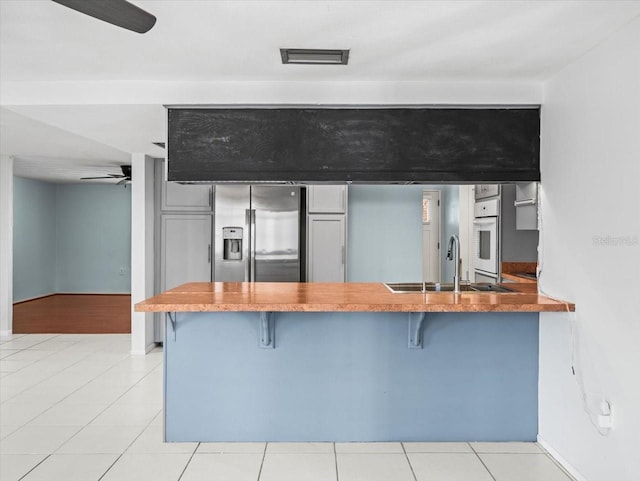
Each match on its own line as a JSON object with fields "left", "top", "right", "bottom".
{"left": 280, "top": 48, "right": 349, "bottom": 65}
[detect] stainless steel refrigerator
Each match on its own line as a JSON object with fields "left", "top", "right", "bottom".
{"left": 214, "top": 185, "right": 304, "bottom": 282}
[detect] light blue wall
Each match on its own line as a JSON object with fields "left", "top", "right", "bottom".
{"left": 13, "top": 177, "right": 57, "bottom": 302}
{"left": 165, "top": 311, "right": 539, "bottom": 442}
{"left": 55, "top": 184, "right": 131, "bottom": 293}
{"left": 348, "top": 185, "right": 458, "bottom": 283}
{"left": 12, "top": 179, "right": 131, "bottom": 301}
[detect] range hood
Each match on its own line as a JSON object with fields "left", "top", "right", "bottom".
{"left": 167, "top": 107, "right": 540, "bottom": 184}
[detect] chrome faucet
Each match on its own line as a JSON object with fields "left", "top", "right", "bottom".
{"left": 446, "top": 234, "right": 461, "bottom": 293}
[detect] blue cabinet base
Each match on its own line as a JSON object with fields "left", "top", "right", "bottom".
{"left": 164, "top": 311, "right": 539, "bottom": 442}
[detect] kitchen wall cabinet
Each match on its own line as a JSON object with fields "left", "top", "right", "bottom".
{"left": 160, "top": 214, "right": 212, "bottom": 291}
{"left": 515, "top": 182, "right": 538, "bottom": 230}
{"left": 155, "top": 161, "right": 215, "bottom": 341}
{"left": 307, "top": 185, "right": 347, "bottom": 213}
{"left": 307, "top": 214, "right": 346, "bottom": 282}
{"left": 157, "top": 214, "right": 212, "bottom": 342}
{"left": 161, "top": 181, "right": 213, "bottom": 212}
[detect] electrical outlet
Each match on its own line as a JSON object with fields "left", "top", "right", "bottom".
{"left": 119, "top": 268, "right": 126, "bottom": 276}
{"left": 598, "top": 400, "right": 613, "bottom": 429}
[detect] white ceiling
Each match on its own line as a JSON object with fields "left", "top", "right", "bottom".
{"left": 1, "top": 0, "right": 639, "bottom": 182}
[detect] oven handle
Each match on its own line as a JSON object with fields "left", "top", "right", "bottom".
{"left": 473, "top": 218, "right": 497, "bottom": 225}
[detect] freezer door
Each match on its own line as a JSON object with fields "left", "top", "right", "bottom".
{"left": 214, "top": 185, "right": 250, "bottom": 281}
{"left": 251, "top": 186, "right": 301, "bottom": 281}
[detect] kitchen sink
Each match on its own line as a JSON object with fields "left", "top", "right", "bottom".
{"left": 383, "top": 282, "right": 514, "bottom": 293}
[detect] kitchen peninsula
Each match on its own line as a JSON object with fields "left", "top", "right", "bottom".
{"left": 136, "top": 282, "right": 573, "bottom": 443}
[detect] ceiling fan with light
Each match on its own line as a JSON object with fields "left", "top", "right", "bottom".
{"left": 51, "top": 0, "right": 156, "bottom": 34}
{"left": 81, "top": 165, "right": 132, "bottom": 185}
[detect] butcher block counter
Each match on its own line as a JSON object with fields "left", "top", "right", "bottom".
{"left": 135, "top": 281, "right": 574, "bottom": 313}
{"left": 140, "top": 282, "right": 573, "bottom": 443}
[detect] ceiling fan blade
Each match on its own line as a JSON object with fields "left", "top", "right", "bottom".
{"left": 116, "top": 178, "right": 130, "bottom": 185}
{"left": 51, "top": 0, "right": 156, "bottom": 34}
{"left": 80, "top": 176, "right": 116, "bottom": 180}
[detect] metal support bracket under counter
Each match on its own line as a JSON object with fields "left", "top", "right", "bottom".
{"left": 259, "top": 311, "right": 275, "bottom": 349}
{"left": 167, "top": 312, "right": 177, "bottom": 341}
{"left": 408, "top": 312, "right": 428, "bottom": 349}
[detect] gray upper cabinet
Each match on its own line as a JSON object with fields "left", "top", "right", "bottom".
{"left": 308, "top": 185, "right": 347, "bottom": 213}
{"left": 307, "top": 214, "right": 346, "bottom": 282}
{"left": 515, "top": 182, "right": 538, "bottom": 230}
{"left": 161, "top": 182, "right": 213, "bottom": 212}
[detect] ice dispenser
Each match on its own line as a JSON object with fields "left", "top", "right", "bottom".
{"left": 222, "top": 227, "right": 243, "bottom": 260}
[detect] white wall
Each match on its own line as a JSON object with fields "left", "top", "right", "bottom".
{"left": 539, "top": 17, "right": 640, "bottom": 481}
{"left": 130, "top": 154, "right": 156, "bottom": 355}
{"left": 0, "top": 156, "right": 13, "bottom": 338}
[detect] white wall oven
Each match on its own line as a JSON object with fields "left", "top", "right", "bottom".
{"left": 473, "top": 199, "right": 500, "bottom": 280}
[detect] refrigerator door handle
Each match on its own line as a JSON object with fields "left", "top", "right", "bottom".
{"left": 244, "top": 209, "right": 251, "bottom": 282}
{"left": 250, "top": 209, "right": 257, "bottom": 282}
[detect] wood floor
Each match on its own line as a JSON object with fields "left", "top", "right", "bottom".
{"left": 13, "top": 294, "right": 131, "bottom": 334}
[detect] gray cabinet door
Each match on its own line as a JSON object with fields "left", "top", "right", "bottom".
{"left": 515, "top": 182, "right": 538, "bottom": 230}
{"left": 157, "top": 214, "right": 212, "bottom": 342}
{"left": 308, "top": 215, "right": 346, "bottom": 282}
{"left": 308, "top": 185, "right": 347, "bottom": 213}
{"left": 161, "top": 182, "right": 213, "bottom": 211}
{"left": 161, "top": 215, "right": 212, "bottom": 290}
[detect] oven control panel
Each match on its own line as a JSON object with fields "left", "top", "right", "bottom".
{"left": 474, "top": 199, "right": 500, "bottom": 218}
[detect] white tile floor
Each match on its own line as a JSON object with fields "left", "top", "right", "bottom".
{"left": 0, "top": 334, "right": 577, "bottom": 481}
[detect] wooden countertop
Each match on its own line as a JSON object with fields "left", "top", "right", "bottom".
{"left": 501, "top": 262, "right": 538, "bottom": 283}
{"left": 135, "top": 282, "right": 574, "bottom": 313}
{"left": 502, "top": 272, "right": 537, "bottom": 283}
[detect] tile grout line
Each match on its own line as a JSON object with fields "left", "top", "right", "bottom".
{"left": 176, "top": 443, "right": 200, "bottom": 481}
{"left": 334, "top": 442, "right": 339, "bottom": 481}
{"left": 469, "top": 443, "right": 498, "bottom": 481}
{"left": 256, "top": 441, "right": 268, "bottom": 481}
{"left": 17, "top": 454, "right": 51, "bottom": 481}
{"left": 401, "top": 442, "right": 419, "bottom": 481}
{"left": 543, "top": 451, "right": 578, "bottom": 481}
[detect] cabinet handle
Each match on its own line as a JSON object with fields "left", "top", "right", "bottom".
{"left": 341, "top": 245, "right": 345, "bottom": 265}
{"left": 514, "top": 199, "right": 536, "bottom": 207}
{"left": 208, "top": 244, "right": 211, "bottom": 263}
{"left": 209, "top": 188, "right": 213, "bottom": 207}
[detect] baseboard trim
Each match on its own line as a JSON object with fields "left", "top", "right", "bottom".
{"left": 46, "top": 292, "right": 132, "bottom": 296}
{"left": 12, "top": 293, "right": 56, "bottom": 305}
{"left": 0, "top": 329, "right": 13, "bottom": 340}
{"left": 13, "top": 292, "right": 132, "bottom": 306}
{"left": 537, "top": 435, "right": 588, "bottom": 481}
{"left": 131, "top": 341, "right": 156, "bottom": 356}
